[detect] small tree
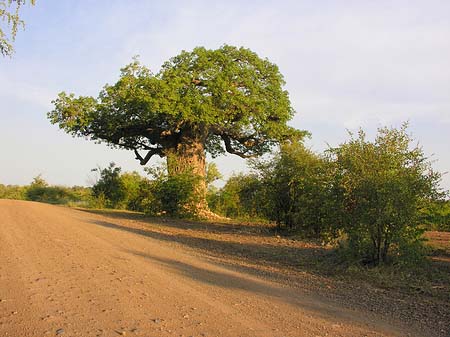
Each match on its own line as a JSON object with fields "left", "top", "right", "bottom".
{"left": 328, "top": 124, "right": 443, "bottom": 265}
{"left": 205, "top": 163, "right": 222, "bottom": 187}
{"left": 120, "top": 171, "right": 147, "bottom": 211}
{"left": 254, "top": 142, "right": 336, "bottom": 238}
{"left": 25, "top": 175, "right": 77, "bottom": 204}
{"left": 91, "top": 163, "right": 126, "bottom": 208}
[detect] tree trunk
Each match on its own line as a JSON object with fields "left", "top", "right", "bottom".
{"left": 164, "top": 126, "right": 212, "bottom": 217}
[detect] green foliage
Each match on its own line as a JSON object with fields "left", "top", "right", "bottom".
{"left": 120, "top": 171, "right": 149, "bottom": 211}
{"left": 205, "top": 162, "right": 222, "bottom": 186}
{"left": 48, "top": 46, "right": 304, "bottom": 159}
{"left": 253, "top": 142, "right": 337, "bottom": 239}
{"left": 24, "top": 175, "right": 90, "bottom": 205}
{"left": 48, "top": 46, "right": 306, "bottom": 214}
{"left": 26, "top": 185, "right": 71, "bottom": 204}
{"left": 0, "top": 183, "right": 26, "bottom": 200}
{"left": 420, "top": 199, "right": 450, "bottom": 231}
{"left": 91, "top": 163, "right": 127, "bottom": 209}
{"left": 145, "top": 165, "right": 201, "bottom": 217}
{"left": 0, "top": 0, "right": 35, "bottom": 56}
{"left": 209, "top": 124, "right": 445, "bottom": 267}
{"left": 208, "top": 173, "right": 265, "bottom": 218}
{"left": 327, "top": 124, "right": 443, "bottom": 265}
{"left": 88, "top": 162, "right": 202, "bottom": 216}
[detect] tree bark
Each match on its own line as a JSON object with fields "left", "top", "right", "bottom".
{"left": 164, "top": 126, "right": 211, "bottom": 217}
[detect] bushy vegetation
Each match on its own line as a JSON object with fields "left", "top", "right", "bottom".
{"left": 2, "top": 124, "right": 447, "bottom": 267}
{"left": 207, "top": 173, "right": 265, "bottom": 218}
{"left": 91, "top": 163, "right": 127, "bottom": 208}
{"left": 209, "top": 125, "right": 446, "bottom": 266}
{"left": 0, "top": 184, "right": 27, "bottom": 200}
{"left": 420, "top": 199, "right": 450, "bottom": 232}
{"left": 149, "top": 170, "right": 201, "bottom": 217}
{"left": 327, "top": 126, "right": 443, "bottom": 265}
{"left": 1, "top": 175, "right": 91, "bottom": 205}
{"left": 90, "top": 163, "right": 202, "bottom": 217}
{"left": 257, "top": 142, "right": 339, "bottom": 239}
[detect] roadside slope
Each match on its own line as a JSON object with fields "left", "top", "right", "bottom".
{"left": 0, "top": 200, "right": 423, "bottom": 336}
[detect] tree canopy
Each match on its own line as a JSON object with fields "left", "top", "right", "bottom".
{"left": 49, "top": 46, "right": 304, "bottom": 163}
{"left": 48, "top": 45, "right": 305, "bottom": 215}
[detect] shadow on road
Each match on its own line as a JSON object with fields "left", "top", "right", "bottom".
{"left": 77, "top": 208, "right": 274, "bottom": 237}
{"left": 124, "top": 249, "right": 359, "bottom": 324}
{"left": 89, "top": 219, "right": 327, "bottom": 275}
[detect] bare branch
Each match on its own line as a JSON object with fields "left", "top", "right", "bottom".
{"left": 134, "top": 148, "right": 163, "bottom": 165}
{"left": 221, "top": 134, "right": 255, "bottom": 159}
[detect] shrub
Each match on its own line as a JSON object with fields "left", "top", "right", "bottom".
{"left": 91, "top": 163, "right": 127, "bottom": 208}
{"left": 0, "top": 184, "right": 27, "bottom": 200}
{"left": 208, "top": 173, "right": 265, "bottom": 218}
{"left": 120, "top": 171, "right": 148, "bottom": 211}
{"left": 148, "top": 168, "right": 201, "bottom": 217}
{"left": 327, "top": 124, "right": 444, "bottom": 265}
{"left": 24, "top": 175, "right": 89, "bottom": 205}
{"left": 419, "top": 199, "right": 450, "bottom": 231}
{"left": 253, "top": 142, "right": 338, "bottom": 239}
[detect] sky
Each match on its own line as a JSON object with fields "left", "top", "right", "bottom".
{"left": 1, "top": 0, "right": 449, "bottom": 190}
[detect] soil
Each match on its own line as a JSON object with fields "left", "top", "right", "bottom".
{"left": 0, "top": 200, "right": 448, "bottom": 337}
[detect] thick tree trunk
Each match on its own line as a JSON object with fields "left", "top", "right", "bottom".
{"left": 164, "top": 126, "right": 213, "bottom": 218}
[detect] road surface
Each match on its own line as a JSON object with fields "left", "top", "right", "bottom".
{"left": 0, "top": 200, "right": 418, "bottom": 336}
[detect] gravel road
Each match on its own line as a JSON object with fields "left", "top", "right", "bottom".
{"left": 0, "top": 200, "right": 421, "bottom": 336}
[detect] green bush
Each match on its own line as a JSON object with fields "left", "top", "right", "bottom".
{"left": 252, "top": 142, "right": 338, "bottom": 240}
{"left": 208, "top": 173, "right": 265, "bottom": 218}
{"left": 91, "top": 163, "right": 127, "bottom": 208}
{"left": 120, "top": 171, "right": 149, "bottom": 211}
{"left": 26, "top": 185, "right": 73, "bottom": 204}
{"left": 327, "top": 124, "right": 444, "bottom": 265}
{"left": 149, "top": 170, "right": 201, "bottom": 217}
{"left": 420, "top": 199, "right": 450, "bottom": 231}
{"left": 24, "top": 175, "right": 90, "bottom": 205}
{"left": 0, "top": 184, "right": 27, "bottom": 200}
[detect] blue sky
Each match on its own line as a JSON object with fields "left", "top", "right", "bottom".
{"left": 1, "top": 0, "right": 449, "bottom": 189}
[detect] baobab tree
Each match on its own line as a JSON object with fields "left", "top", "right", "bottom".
{"left": 48, "top": 45, "right": 306, "bottom": 216}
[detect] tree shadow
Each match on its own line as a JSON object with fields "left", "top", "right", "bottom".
{"left": 78, "top": 208, "right": 275, "bottom": 237}
{"left": 124, "top": 250, "right": 362, "bottom": 324}
{"left": 89, "top": 219, "right": 326, "bottom": 275}
{"left": 85, "top": 218, "right": 448, "bottom": 337}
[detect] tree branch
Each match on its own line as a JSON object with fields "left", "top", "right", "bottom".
{"left": 134, "top": 148, "right": 163, "bottom": 165}
{"left": 221, "top": 134, "right": 255, "bottom": 158}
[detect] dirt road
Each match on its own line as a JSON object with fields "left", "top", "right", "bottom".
{"left": 0, "top": 200, "right": 423, "bottom": 337}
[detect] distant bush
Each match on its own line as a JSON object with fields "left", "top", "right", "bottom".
{"left": 120, "top": 171, "right": 150, "bottom": 211}
{"left": 24, "top": 175, "right": 91, "bottom": 205}
{"left": 208, "top": 173, "right": 264, "bottom": 218}
{"left": 88, "top": 162, "right": 203, "bottom": 217}
{"left": 0, "top": 184, "right": 27, "bottom": 200}
{"left": 420, "top": 199, "right": 450, "bottom": 232}
{"left": 26, "top": 185, "right": 73, "bottom": 204}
